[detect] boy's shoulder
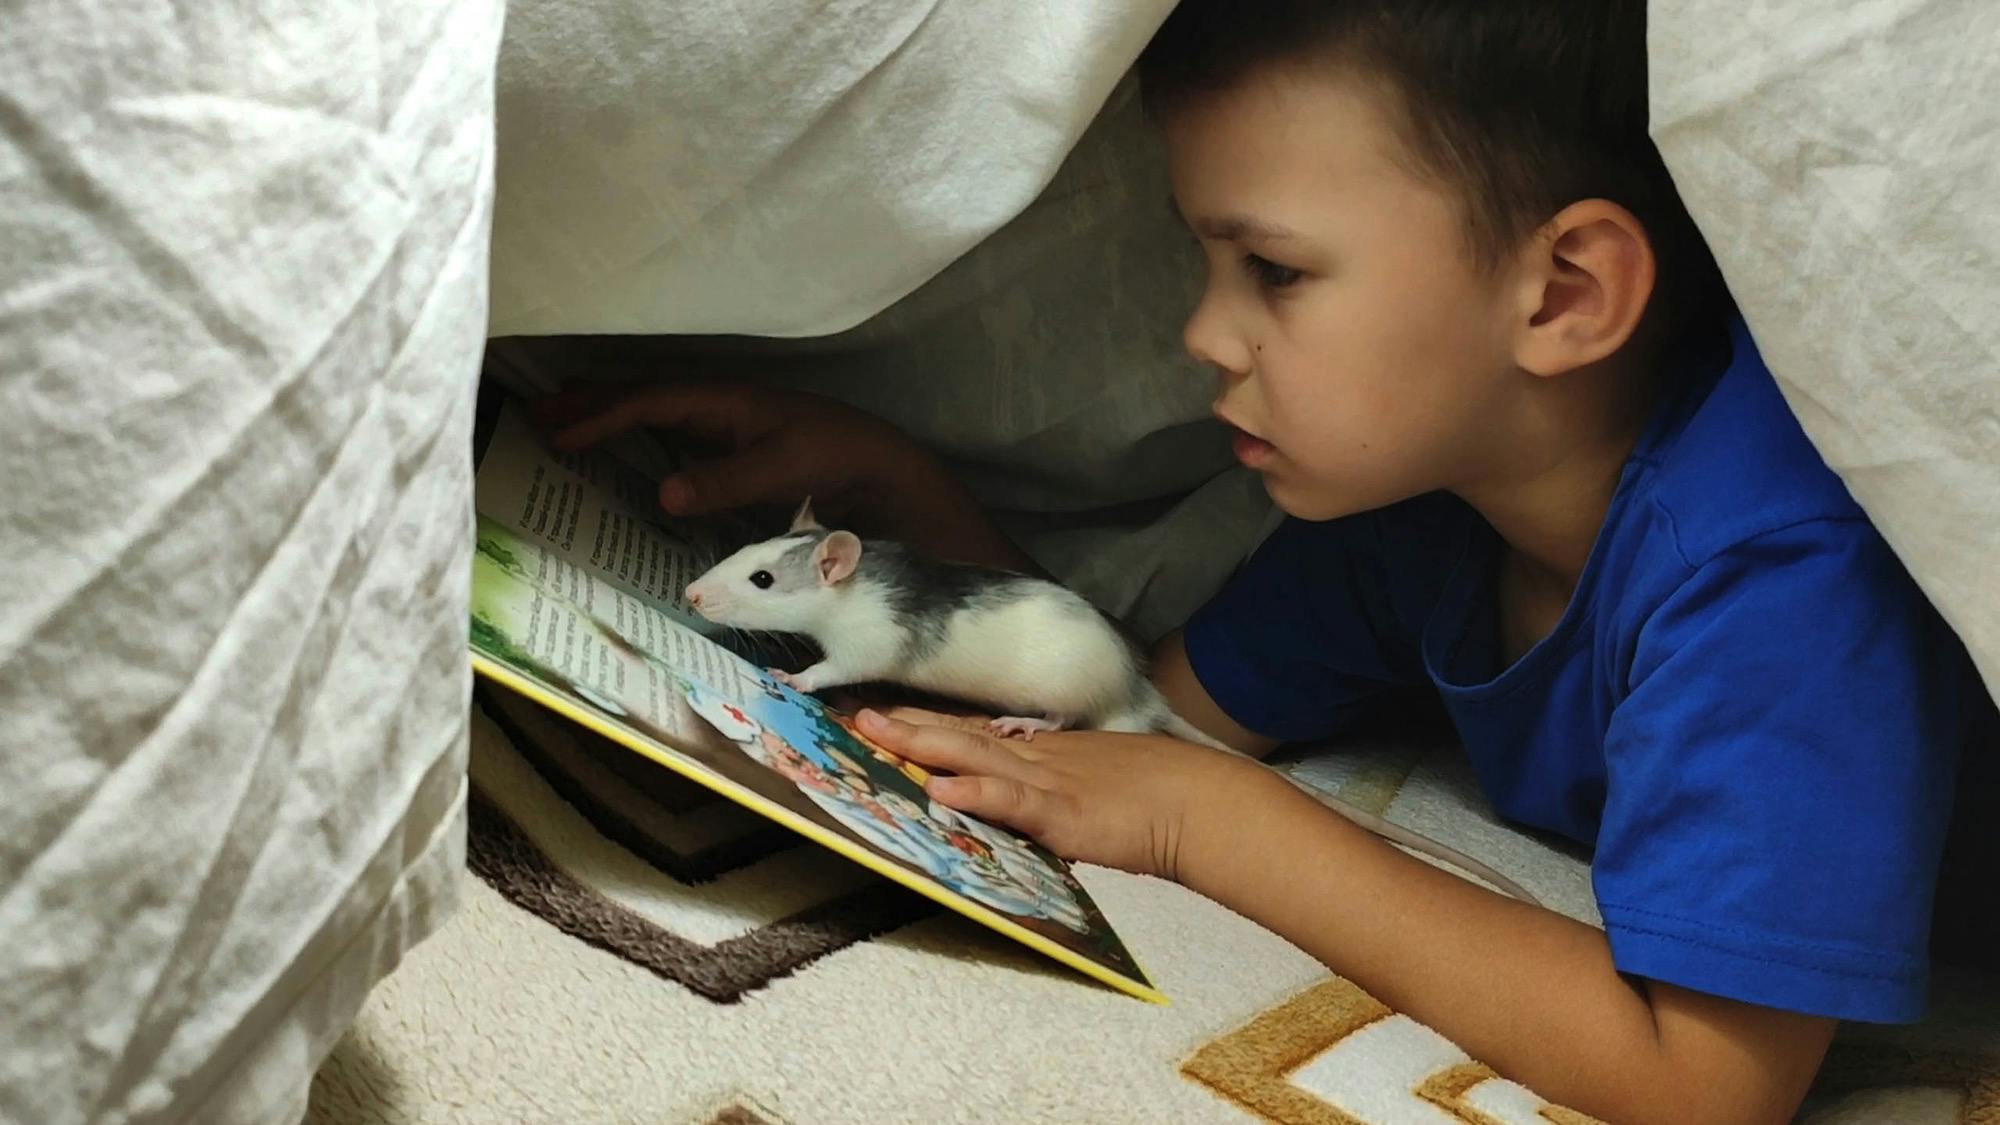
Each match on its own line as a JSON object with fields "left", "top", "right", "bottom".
{"left": 1632, "top": 315, "right": 1871, "bottom": 569}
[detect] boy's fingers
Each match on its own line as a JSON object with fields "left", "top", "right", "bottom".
{"left": 857, "top": 710, "right": 1017, "bottom": 775}
{"left": 659, "top": 447, "right": 803, "bottom": 516}
{"left": 547, "top": 383, "right": 769, "bottom": 452}
{"left": 926, "top": 774, "right": 1046, "bottom": 834}
{"left": 875, "top": 705, "right": 990, "bottom": 732}
{"left": 530, "top": 383, "right": 645, "bottom": 430}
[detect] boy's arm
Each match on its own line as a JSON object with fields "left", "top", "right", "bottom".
{"left": 1179, "top": 773, "right": 1837, "bottom": 1125}
{"left": 864, "top": 709, "right": 1836, "bottom": 1125}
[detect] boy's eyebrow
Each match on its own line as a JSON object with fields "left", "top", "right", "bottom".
{"left": 1167, "top": 197, "right": 1304, "bottom": 244}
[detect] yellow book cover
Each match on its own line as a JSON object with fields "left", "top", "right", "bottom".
{"left": 468, "top": 392, "right": 1165, "bottom": 1004}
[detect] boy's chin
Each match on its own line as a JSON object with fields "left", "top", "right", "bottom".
{"left": 1262, "top": 476, "right": 1391, "bottom": 523}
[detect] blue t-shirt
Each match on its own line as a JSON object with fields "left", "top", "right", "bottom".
{"left": 1184, "top": 316, "right": 1966, "bottom": 1023}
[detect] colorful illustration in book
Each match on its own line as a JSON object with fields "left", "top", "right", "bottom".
{"left": 680, "top": 678, "right": 1094, "bottom": 932}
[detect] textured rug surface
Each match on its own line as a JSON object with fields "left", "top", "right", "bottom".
{"left": 307, "top": 694, "right": 1999, "bottom": 1124}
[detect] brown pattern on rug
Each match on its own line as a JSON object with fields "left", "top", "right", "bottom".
{"left": 466, "top": 785, "right": 935, "bottom": 1002}
{"left": 1188, "top": 975, "right": 2000, "bottom": 1125}
{"left": 1181, "top": 978, "right": 1391, "bottom": 1125}
{"left": 1181, "top": 977, "right": 1609, "bottom": 1125}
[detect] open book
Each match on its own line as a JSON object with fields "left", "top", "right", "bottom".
{"left": 468, "top": 391, "right": 1163, "bottom": 1004}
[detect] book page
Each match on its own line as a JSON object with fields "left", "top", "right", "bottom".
{"left": 472, "top": 515, "right": 698, "bottom": 740}
{"left": 473, "top": 400, "right": 724, "bottom": 627}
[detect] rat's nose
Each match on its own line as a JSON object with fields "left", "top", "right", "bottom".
{"left": 686, "top": 589, "right": 705, "bottom": 610}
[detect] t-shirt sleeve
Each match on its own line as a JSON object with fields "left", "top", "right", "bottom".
{"left": 1181, "top": 510, "right": 1436, "bottom": 743}
{"left": 1593, "top": 519, "right": 1964, "bottom": 1023}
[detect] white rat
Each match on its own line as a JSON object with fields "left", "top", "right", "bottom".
{"left": 683, "top": 499, "right": 1540, "bottom": 904}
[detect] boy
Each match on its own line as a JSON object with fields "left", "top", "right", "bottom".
{"left": 545, "top": 2, "right": 1972, "bottom": 1120}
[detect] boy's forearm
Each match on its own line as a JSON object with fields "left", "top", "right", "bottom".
{"left": 1175, "top": 773, "right": 1822, "bottom": 1125}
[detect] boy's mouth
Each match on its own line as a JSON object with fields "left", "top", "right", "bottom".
{"left": 1217, "top": 413, "right": 1277, "bottom": 468}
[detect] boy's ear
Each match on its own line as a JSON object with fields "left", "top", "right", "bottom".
{"left": 814, "top": 531, "right": 862, "bottom": 585}
{"left": 1511, "top": 199, "right": 1657, "bottom": 379}
{"left": 789, "top": 496, "right": 823, "bottom": 533}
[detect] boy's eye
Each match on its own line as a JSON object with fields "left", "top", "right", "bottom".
{"left": 750, "top": 570, "right": 775, "bottom": 589}
{"left": 1240, "top": 252, "right": 1303, "bottom": 290}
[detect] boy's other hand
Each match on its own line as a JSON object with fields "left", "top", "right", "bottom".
{"left": 854, "top": 707, "right": 1280, "bottom": 879}
{"left": 536, "top": 381, "right": 1035, "bottom": 571}
{"left": 537, "top": 381, "right": 923, "bottom": 524}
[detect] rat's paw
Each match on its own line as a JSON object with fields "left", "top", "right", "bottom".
{"left": 768, "top": 668, "right": 802, "bottom": 690}
{"left": 988, "top": 715, "right": 1065, "bottom": 742}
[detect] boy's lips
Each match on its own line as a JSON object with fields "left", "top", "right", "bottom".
{"left": 1231, "top": 430, "right": 1275, "bottom": 467}
{"left": 1217, "top": 413, "right": 1276, "bottom": 468}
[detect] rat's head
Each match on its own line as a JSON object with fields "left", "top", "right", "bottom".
{"left": 1140, "top": 0, "right": 1723, "bottom": 522}
{"left": 683, "top": 499, "right": 863, "bottom": 632}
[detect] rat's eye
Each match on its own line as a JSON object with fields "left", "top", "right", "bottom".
{"left": 749, "top": 570, "right": 775, "bottom": 589}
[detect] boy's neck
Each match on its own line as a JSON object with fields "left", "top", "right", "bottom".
{"left": 1454, "top": 352, "right": 1666, "bottom": 591}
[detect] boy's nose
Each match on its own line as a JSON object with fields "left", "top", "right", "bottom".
{"left": 1182, "top": 296, "right": 1253, "bottom": 380}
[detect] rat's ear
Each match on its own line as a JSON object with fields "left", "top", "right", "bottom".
{"left": 814, "top": 531, "right": 862, "bottom": 585}
{"left": 1510, "top": 198, "right": 1656, "bottom": 379}
{"left": 789, "top": 496, "right": 823, "bottom": 533}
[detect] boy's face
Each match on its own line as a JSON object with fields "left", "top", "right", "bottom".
{"left": 1165, "top": 68, "right": 1528, "bottom": 521}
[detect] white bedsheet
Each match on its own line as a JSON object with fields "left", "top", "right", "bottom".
{"left": 487, "top": 0, "right": 1177, "bottom": 339}
{"left": 0, "top": 1, "right": 502, "bottom": 1121}
{"left": 1651, "top": 1, "right": 1999, "bottom": 695}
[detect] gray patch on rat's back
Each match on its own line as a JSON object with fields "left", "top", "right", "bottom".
{"left": 852, "top": 539, "right": 1140, "bottom": 669}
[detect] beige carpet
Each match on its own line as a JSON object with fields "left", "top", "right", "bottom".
{"left": 307, "top": 693, "right": 1999, "bottom": 1124}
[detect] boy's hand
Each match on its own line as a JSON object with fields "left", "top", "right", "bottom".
{"left": 537, "top": 381, "right": 926, "bottom": 525}
{"left": 853, "top": 707, "right": 1279, "bottom": 879}
{"left": 535, "top": 381, "right": 1035, "bottom": 570}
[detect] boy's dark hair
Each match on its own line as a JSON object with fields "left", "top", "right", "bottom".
{"left": 1138, "top": 0, "right": 1727, "bottom": 335}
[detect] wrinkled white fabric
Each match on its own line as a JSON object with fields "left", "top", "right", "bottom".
{"left": 1650, "top": 0, "right": 2000, "bottom": 695}
{"left": 0, "top": 1, "right": 501, "bottom": 1121}
{"left": 487, "top": 0, "right": 1178, "bottom": 338}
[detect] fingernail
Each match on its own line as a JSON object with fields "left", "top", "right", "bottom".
{"left": 858, "top": 709, "right": 888, "bottom": 732}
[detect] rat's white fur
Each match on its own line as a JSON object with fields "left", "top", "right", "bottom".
{"left": 688, "top": 532, "right": 1160, "bottom": 729}
{"left": 882, "top": 591, "right": 1147, "bottom": 729}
